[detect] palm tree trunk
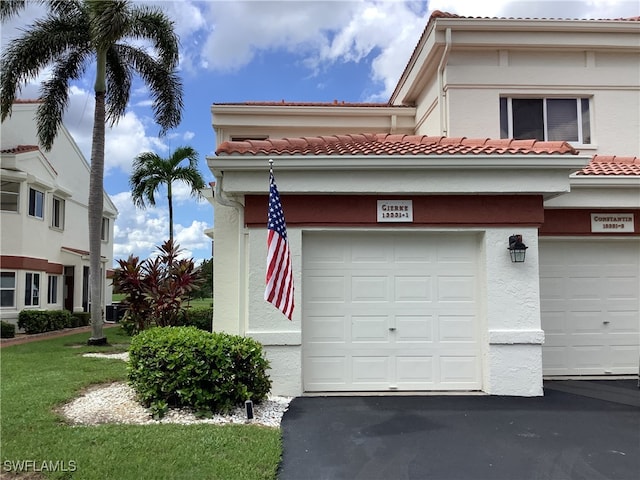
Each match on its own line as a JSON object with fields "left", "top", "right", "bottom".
{"left": 167, "top": 182, "right": 173, "bottom": 242}
{"left": 88, "top": 52, "right": 107, "bottom": 345}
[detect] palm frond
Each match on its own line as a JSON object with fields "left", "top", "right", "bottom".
{"left": 0, "top": 0, "right": 27, "bottom": 21}
{"left": 104, "top": 46, "right": 132, "bottom": 125}
{"left": 116, "top": 45, "right": 183, "bottom": 134}
{"left": 127, "top": 4, "right": 180, "bottom": 67}
{"left": 37, "top": 48, "right": 91, "bottom": 149}
{"left": 87, "top": 0, "right": 130, "bottom": 49}
{"left": 0, "top": 13, "right": 89, "bottom": 121}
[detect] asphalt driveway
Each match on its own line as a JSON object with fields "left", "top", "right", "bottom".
{"left": 278, "top": 380, "right": 639, "bottom": 480}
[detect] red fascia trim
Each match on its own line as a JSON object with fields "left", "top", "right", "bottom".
{"left": 540, "top": 209, "right": 640, "bottom": 235}
{"left": 245, "top": 195, "right": 544, "bottom": 227}
{"left": 0, "top": 256, "right": 64, "bottom": 274}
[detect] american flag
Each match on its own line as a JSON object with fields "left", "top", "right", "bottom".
{"left": 264, "top": 169, "right": 294, "bottom": 320}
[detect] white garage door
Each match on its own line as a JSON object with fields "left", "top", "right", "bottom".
{"left": 302, "top": 231, "right": 481, "bottom": 392}
{"left": 540, "top": 239, "right": 640, "bottom": 376}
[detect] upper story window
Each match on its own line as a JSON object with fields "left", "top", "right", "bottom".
{"left": 101, "top": 217, "right": 109, "bottom": 241}
{"left": 500, "top": 97, "right": 591, "bottom": 144}
{"left": 51, "top": 196, "right": 65, "bottom": 230}
{"left": 28, "top": 187, "right": 45, "bottom": 219}
{"left": 24, "top": 272, "right": 40, "bottom": 307}
{"left": 1, "top": 272, "right": 16, "bottom": 307}
{"left": 1, "top": 181, "right": 20, "bottom": 212}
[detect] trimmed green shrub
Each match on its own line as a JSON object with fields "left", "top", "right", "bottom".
{"left": 72, "top": 312, "right": 91, "bottom": 327}
{"left": 17, "top": 310, "right": 75, "bottom": 334}
{"left": 1, "top": 321, "right": 16, "bottom": 338}
{"left": 128, "top": 326, "right": 271, "bottom": 418}
{"left": 179, "top": 307, "right": 213, "bottom": 332}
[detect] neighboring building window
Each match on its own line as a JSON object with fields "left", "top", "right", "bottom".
{"left": 48, "top": 276, "right": 59, "bottom": 304}
{"left": 500, "top": 97, "right": 591, "bottom": 144}
{"left": 28, "top": 187, "right": 45, "bottom": 219}
{"left": 101, "top": 217, "right": 109, "bottom": 241}
{"left": 1, "top": 181, "right": 20, "bottom": 212}
{"left": 51, "top": 196, "right": 65, "bottom": 229}
{"left": 25, "top": 272, "right": 40, "bottom": 306}
{"left": 1, "top": 272, "right": 16, "bottom": 307}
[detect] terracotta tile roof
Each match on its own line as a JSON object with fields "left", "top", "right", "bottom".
{"left": 61, "top": 246, "right": 108, "bottom": 259}
{"left": 576, "top": 155, "right": 640, "bottom": 176}
{"left": 61, "top": 246, "right": 90, "bottom": 256}
{"left": 0, "top": 144, "right": 40, "bottom": 154}
{"left": 0, "top": 144, "right": 58, "bottom": 175}
{"left": 429, "top": 10, "right": 640, "bottom": 22}
{"left": 213, "top": 100, "right": 396, "bottom": 107}
{"left": 216, "top": 133, "right": 577, "bottom": 157}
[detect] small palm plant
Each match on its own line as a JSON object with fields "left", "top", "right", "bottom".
{"left": 130, "top": 146, "right": 206, "bottom": 242}
{"left": 112, "top": 240, "right": 202, "bottom": 333}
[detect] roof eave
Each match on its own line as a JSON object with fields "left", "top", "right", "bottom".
{"left": 209, "top": 153, "right": 590, "bottom": 173}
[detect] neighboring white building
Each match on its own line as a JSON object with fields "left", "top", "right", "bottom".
{"left": 208, "top": 13, "right": 640, "bottom": 397}
{"left": 1, "top": 100, "right": 117, "bottom": 324}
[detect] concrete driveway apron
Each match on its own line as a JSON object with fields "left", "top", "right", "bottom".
{"left": 278, "top": 381, "right": 639, "bottom": 480}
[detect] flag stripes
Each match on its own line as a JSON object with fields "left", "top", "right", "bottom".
{"left": 264, "top": 169, "right": 294, "bottom": 320}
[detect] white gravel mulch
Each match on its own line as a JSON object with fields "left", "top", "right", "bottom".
{"left": 60, "top": 352, "right": 291, "bottom": 428}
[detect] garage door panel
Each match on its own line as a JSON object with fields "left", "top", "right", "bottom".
{"left": 395, "top": 316, "right": 433, "bottom": 342}
{"left": 306, "top": 316, "right": 346, "bottom": 343}
{"left": 303, "top": 232, "right": 481, "bottom": 391}
{"left": 305, "top": 357, "right": 347, "bottom": 385}
{"left": 396, "top": 356, "right": 434, "bottom": 383}
{"left": 352, "top": 357, "right": 390, "bottom": 384}
{"left": 351, "top": 276, "right": 388, "bottom": 301}
{"left": 439, "top": 316, "right": 476, "bottom": 342}
{"left": 440, "top": 357, "right": 479, "bottom": 383}
{"left": 352, "top": 316, "right": 389, "bottom": 342}
{"left": 540, "top": 240, "right": 639, "bottom": 376}
{"left": 305, "top": 276, "right": 346, "bottom": 302}
{"left": 394, "top": 276, "right": 432, "bottom": 302}
{"left": 438, "top": 276, "right": 476, "bottom": 302}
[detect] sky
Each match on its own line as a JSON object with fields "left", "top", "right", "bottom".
{"left": 2, "top": 0, "right": 639, "bottom": 265}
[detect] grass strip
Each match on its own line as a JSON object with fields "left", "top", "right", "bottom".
{"left": 1, "top": 328, "right": 281, "bottom": 479}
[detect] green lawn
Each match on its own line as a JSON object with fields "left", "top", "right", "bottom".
{"left": 112, "top": 294, "right": 213, "bottom": 309}
{"left": 0, "top": 328, "right": 281, "bottom": 479}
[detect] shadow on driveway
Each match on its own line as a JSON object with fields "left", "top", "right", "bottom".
{"left": 278, "top": 381, "right": 639, "bottom": 480}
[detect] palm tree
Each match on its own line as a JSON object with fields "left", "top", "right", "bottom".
{"left": 0, "top": 0, "right": 183, "bottom": 345}
{"left": 130, "top": 146, "right": 206, "bottom": 242}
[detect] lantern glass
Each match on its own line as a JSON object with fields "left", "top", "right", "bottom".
{"left": 509, "top": 248, "right": 527, "bottom": 263}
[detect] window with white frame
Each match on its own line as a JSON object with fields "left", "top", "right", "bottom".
{"left": 51, "top": 196, "right": 65, "bottom": 229}
{"left": 47, "top": 275, "right": 59, "bottom": 304}
{"left": 1, "top": 181, "right": 20, "bottom": 212}
{"left": 1, "top": 272, "right": 16, "bottom": 307}
{"left": 500, "top": 97, "right": 591, "bottom": 144}
{"left": 101, "top": 217, "right": 109, "bottom": 241}
{"left": 28, "top": 187, "right": 45, "bottom": 219}
{"left": 24, "top": 272, "right": 40, "bottom": 306}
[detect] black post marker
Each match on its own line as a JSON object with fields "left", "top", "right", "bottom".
{"left": 245, "top": 400, "right": 254, "bottom": 420}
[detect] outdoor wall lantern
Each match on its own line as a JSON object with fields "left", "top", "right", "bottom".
{"left": 508, "top": 234, "right": 528, "bottom": 263}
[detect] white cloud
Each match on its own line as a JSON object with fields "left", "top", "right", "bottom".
{"left": 181, "top": 0, "right": 639, "bottom": 100}
{"left": 174, "top": 220, "right": 212, "bottom": 256}
{"left": 111, "top": 190, "right": 211, "bottom": 263}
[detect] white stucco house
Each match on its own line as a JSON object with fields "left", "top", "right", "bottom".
{"left": 1, "top": 100, "right": 117, "bottom": 325}
{"left": 207, "top": 12, "right": 640, "bottom": 397}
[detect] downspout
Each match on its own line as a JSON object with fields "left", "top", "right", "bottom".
{"left": 438, "top": 28, "right": 452, "bottom": 136}
{"left": 213, "top": 172, "right": 246, "bottom": 336}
